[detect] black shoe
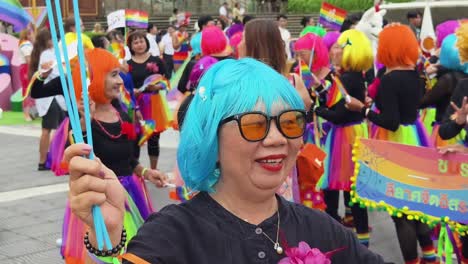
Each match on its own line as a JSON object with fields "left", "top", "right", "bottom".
{"left": 38, "top": 163, "right": 50, "bottom": 171}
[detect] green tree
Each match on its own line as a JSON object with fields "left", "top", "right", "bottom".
{"left": 287, "top": 0, "right": 412, "bottom": 13}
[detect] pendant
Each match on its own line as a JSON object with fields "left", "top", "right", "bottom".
{"left": 274, "top": 243, "right": 283, "bottom": 255}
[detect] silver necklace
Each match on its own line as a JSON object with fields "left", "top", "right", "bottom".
{"left": 261, "top": 210, "right": 283, "bottom": 255}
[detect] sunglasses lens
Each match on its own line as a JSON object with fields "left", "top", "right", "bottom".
{"left": 239, "top": 113, "right": 268, "bottom": 141}
{"left": 279, "top": 111, "right": 305, "bottom": 138}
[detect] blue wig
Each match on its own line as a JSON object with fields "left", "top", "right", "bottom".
{"left": 440, "top": 34, "right": 468, "bottom": 74}
{"left": 177, "top": 58, "right": 305, "bottom": 192}
{"left": 190, "top": 32, "right": 202, "bottom": 57}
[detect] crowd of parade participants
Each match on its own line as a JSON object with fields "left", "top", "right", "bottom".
{"left": 18, "top": 4, "right": 468, "bottom": 263}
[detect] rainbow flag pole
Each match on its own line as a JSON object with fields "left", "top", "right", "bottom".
{"left": 318, "top": 2, "right": 347, "bottom": 31}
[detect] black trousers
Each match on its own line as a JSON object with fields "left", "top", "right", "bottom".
{"left": 163, "top": 53, "right": 174, "bottom": 79}
{"left": 323, "top": 190, "right": 369, "bottom": 234}
{"left": 392, "top": 217, "right": 433, "bottom": 261}
{"left": 134, "top": 133, "right": 160, "bottom": 159}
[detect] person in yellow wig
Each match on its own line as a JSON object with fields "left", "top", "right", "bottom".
{"left": 313, "top": 29, "right": 373, "bottom": 247}
{"left": 63, "top": 17, "right": 94, "bottom": 49}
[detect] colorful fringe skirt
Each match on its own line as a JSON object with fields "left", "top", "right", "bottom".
{"left": 303, "top": 120, "right": 331, "bottom": 146}
{"left": 49, "top": 117, "right": 70, "bottom": 176}
{"left": 322, "top": 122, "right": 369, "bottom": 191}
{"left": 371, "top": 119, "right": 431, "bottom": 147}
{"left": 61, "top": 175, "right": 153, "bottom": 264}
{"left": 430, "top": 122, "right": 467, "bottom": 147}
{"left": 137, "top": 92, "right": 173, "bottom": 133}
{"left": 420, "top": 107, "right": 436, "bottom": 135}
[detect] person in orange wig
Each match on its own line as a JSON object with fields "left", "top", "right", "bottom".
{"left": 30, "top": 48, "right": 168, "bottom": 263}
{"left": 346, "top": 24, "right": 438, "bottom": 264}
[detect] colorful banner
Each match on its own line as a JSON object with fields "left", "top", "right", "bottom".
{"left": 318, "top": 2, "right": 347, "bottom": 32}
{"left": 125, "top": 9, "right": 148, "bottom": 29}
{"left": 352, "top": 138, "right": 468, "bottom": 232}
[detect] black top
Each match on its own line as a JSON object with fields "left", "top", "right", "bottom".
{"left": 177, "top": 57, "right": 197, "bottom": 94}
{"left": 420, "top": 71, "right": 468, "bottom": 123}
{"left": 90, "top": 110, "right": 139, "bottom": 176}
{"left": 124, "top": 192, "right": 385, "bottom": 264}
{"left": 367, "top": 70, "right": 425, "bottom": 131}
{"left": 127, "top": 55, "right": 167, "bottom": 89}
{"left": 439, "top": 79, "right": 468, "bottom": 142}
{"left": 31, "top": 76, "right": 62, "bottom": 99}
{"left": 315, "top": 71, "right": 366, "bottom": 125}
{"left": 30, "top": 77, "right": 139, "bottom": 175}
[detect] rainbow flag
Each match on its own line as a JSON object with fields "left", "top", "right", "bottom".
{"left": 139, "top": 74, "right": 171, "bottom": 92}
{"left": 299, "top": 60, "right": 314, "bottom": 90}
{"left": 120, "top": 86, "right": 133, "bottom": 111}
{"left": 326, "top": 76, "right": 346, "bottom": 108}
{"left": 125, "top": 10, "right": 148, "bottom": 29}
{"left": 0, "top": 0, "right": 33, "bottom": 32}
{"left": 138, "top": 120, "right": 156, "bottom": 146}
{"left": 318, "top": 2, "right": 347, "bottom": 32}
{"left": 24, "top": 6, "right": 47, "bottom": 27}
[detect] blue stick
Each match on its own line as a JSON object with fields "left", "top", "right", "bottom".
{"left": 72, "top": 0, "right": 94, "bottom": 158}
{"left": 71, "top": 0, "right": 112, "bottom": 250}
{"left": 44, "top": 0, "right": 79, "bottom": 134}
{"left": 92, "top": 206, "right": 104, "bottom": 250}
{"left": 53, "top": 0, "right": 84, "bottom": 143}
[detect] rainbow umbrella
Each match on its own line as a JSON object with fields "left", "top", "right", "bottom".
{"left": 0, "top": 0, "right": 33, "bottom": 32}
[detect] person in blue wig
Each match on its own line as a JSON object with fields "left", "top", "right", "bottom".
{"left": 419, "top": 34, "right": 468, "bottom": 147}
{"left": 64, "top": 58, "right": 387, "bottom": 263}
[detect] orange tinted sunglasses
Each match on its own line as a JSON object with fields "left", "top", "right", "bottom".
{"left": 219, "top": 110, "right": 306, "bottom": 142}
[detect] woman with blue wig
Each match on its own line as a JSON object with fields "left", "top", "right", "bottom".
{"left": 419, "top": 33, "right": 468, "bottom": 147}
{"left": 63, "top": 58, "right": 386, "bottom": 263}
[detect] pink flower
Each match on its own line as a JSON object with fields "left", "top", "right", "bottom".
{"left": 278, "top": 242, "right": 331, "bottom": 264}
{"left": 146, "top": 62, "right": 159, "bottom": 73}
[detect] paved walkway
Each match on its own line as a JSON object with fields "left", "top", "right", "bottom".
{"left": 0, "top": 124, "right": 409, "bottom": 263}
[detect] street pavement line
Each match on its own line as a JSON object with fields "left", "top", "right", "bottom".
{"left": 0, "top": 126, "right": 179, "bottom": 148}
{"left": 0, "top": 126, "right": 41, "bottom": 137}
{"left": 0, "top": 183, "right": 69, "bottom": 203}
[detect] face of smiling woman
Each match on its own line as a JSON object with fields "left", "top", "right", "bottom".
{"left": 103, "top": 68, "right": 123, "bottom": 100}
{"left": 216, "top": 104, "right": 303, "bottom": 199}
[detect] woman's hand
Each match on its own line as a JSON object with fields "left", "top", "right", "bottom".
{"left": 365, "top": 96, "right": 373, "bottom": 108}
{"left": 438, "top": 144, "right": 468, "bottom": 155}
{"left": 143, "top": 169, "right": 169, "bottom": 188}
{"left": 135, "top": 109, "right": 143, "bottom": 123}
{"left": 451, "top": 96, "right": 468, "bottom": 126}
{"left": 146, "top": 84, "right": 164, "bottom": 92}
{"left": 65, "top": 144, "right": 126, "bottom": 239}
{"left": 345, "top": 96, "right": 365, "bottom": 112}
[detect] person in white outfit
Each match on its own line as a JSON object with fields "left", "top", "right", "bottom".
{"left": 277, "top": 14, "right": 291, "bottom": 59}
{"left": 159, "top": 25, "right": 176, "bottom": 78}
{"left": 29, "top": 28, "right": 67, "bottom": 170}
{"left": 146, "top": 23, "right": 161, "bottom": 57}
